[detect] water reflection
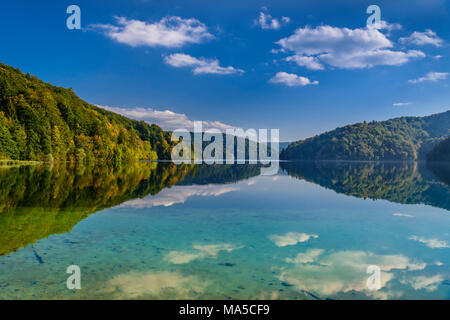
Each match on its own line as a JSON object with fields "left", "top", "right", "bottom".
{"left": 281, "top": 161, "right": 450, "bottom": 210}
{"left": 1, "top": 161, "right": 450, "bottom": 257}
{"left": 0, "top": 161, "right": 449, "bottom": 299}
{"left": 0, "top": 162, "right": 193, "bottom": 256}
{"left": 0, "top": 162, "right": 261, "bottom": 256}
{"left": 279, "top": 249, "right": 427, "bottom": 300}
{"left": 427, "top": 162, "right": 450, "bottom": 187}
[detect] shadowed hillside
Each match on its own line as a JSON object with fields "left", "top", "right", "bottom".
{"left": 427, "top": 136, "right": 450, "bottom": 162}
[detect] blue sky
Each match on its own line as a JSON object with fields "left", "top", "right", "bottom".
{"left": 1, "top": 0, "right": 449, "bottom": 141}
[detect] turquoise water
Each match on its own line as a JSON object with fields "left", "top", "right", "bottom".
{"left": 0, "top": 162, "right": 449, "bottom": 299}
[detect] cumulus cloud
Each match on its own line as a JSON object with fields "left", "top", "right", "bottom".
{"left": 276, "top": 25, "right": 425, "bottom": 69}
{"left": 89, "top": 16, "right": 213, "bottom": 48}
{"left": 408, "top": 72, "right": 449, "bottom": 84}
{"left": 400, "top": 29, "right": 443, "bottom": 47}
{"left": 165, "top": 243, "right": 242, "bottom": 264}
{"left": 119, "top": 184, "right": 240, "bottom": 209}
{"left": 98, "top": 105, "right": 240, "bottom": 132}
{"left": 285, "top": 55, "right": 324, "bottom": 70}
{"left": 280, "top": 250, "right": 426, "bottom": 298}
{"left": 372, "top": 21, "right": 403, "bottom": 32}
{"left": 392, "top": 103, "right": 412, "bottom": 107}
{"left": 322, "top": 49, "right": 424, "bottom": 69}
{"left": 164, "top": 53, "right": 244, "bottom": 75}
{"left": 255, "top": 10, "right": 290, "bottom": 30}
{"left": 269, "top": 232, "right": 318, "bottom": 247}
{"left": 269, "top": 72, "right": 318, "bottom": 86}
{"left": 400, "top": 275, "right": 444, "bottom": 291}
{"left": 409, "top": 236, "right": 449, "bottom": 248}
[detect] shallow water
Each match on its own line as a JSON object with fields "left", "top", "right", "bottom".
{"left": 0, "top": 162, "right": 449, "bottom": 299}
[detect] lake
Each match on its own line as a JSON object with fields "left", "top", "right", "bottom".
{"left": 0, "top": 161, "right": 449, "bottom": 299}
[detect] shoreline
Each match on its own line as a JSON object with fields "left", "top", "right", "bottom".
{"left": 0, "top": 160, "right": 43, "bottom": 167}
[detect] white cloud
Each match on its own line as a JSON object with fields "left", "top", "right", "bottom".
{"left": 392, "top": 103, "right": 413, "bottom": 107}
{"left": 164, "top": 53, "right": 244, "bottom": 75}
{"left": 276, "top": 25, "right": 425, "bottom": 69}
{"left": 269, "top": 232, "right": 318, "bottom": 247}
{"left": 392, "top": 212, "right": 414, "bottom": 217}
{"left": 408, "top": 72, "right": 449, "bottom": 84}
{"left": 255, "top": 10, "right": 290, "bottom": 30}
{"left": 401, "top": 275, "right": 444, "bottom": 291}
{"left": 90, "top": 16, "right": 213, "bottom": 48}
{"left": 119, "top": 184, "right": 240, "bottom": 209}
{"left": 280, "top": 250, "right": 426, "bottom": 298}
{"left": 322, "top": 49, "right": 424, "bottom": 69}
{"left": 400, "top": 29, "right": 443, "bottom": 47}
{"left": 165, "top": 243, "right": 242, "bottom": 264}
{"left": 373, "top": 21, "right": 403, "bottom": 32}
{"left": 409, "top": 236, "right": 449, "bottom": 248}
{"left": 434, "top": 55, "right": 443, "bottom": 59}
{"left": 98, "top": 105, "right": 240, "bottom": 132}
{"left": 285, "top": 55, "right": 324, "bottom": 70}
{"left": 269, "top": 72, "right": 318, "bottom": 87}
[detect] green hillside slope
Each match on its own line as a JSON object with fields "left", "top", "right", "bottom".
{"left": 281, "top": 112, "right": 450, "bottom": 161}
{"left": 0, "top": 63, "right": 173, "bottom": 163}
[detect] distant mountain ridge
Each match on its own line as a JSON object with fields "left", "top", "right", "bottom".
{"left": 281, "top": 111, "right": 450, "bottom": 161}
{"left": 0, "top": 62, "right": 173, "bottom": 163}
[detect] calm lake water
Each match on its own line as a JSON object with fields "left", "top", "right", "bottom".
{"left": 0, "top": 161, "right": 449, "bottom": 299}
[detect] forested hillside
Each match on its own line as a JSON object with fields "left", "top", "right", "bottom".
{"left": 281, "top": 112, "right": 450, "bottom": 161}
{"left": 427, "top": 136, "right": 450, "bottom": 162}
{"left": 0, "top": 63, "right": 173, "bottom": 163}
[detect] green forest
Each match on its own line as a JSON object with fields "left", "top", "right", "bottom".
{"left": 0, "top": 161, "right": 195, "bottom": 256}
{"left": 0, "top": 63, "right": 174, "bottom": 164}
{"left": 281, "top": 112, "right": 450, "bottom": 161}
{"left": 427, "top": 136, "right": 450, "bottom": 162}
